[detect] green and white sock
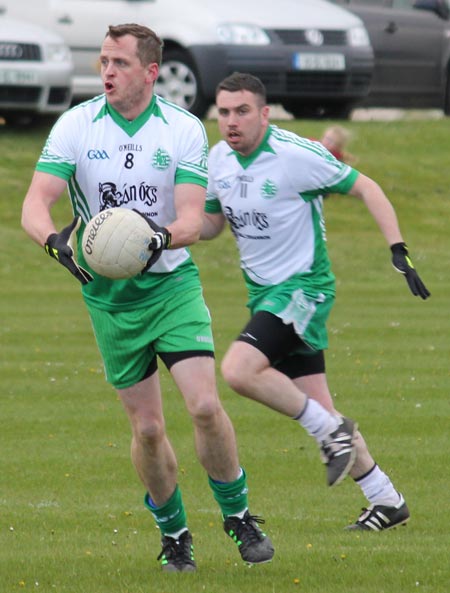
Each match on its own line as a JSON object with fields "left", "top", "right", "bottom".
{"left": 208, "top": 467, "right": 248, "bottom": 517}
{"left": 144, "top": 484, "right": 187, "bottom": 536}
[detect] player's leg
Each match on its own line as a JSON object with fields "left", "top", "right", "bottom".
{"left": 118, "top": 371, "right": 197, "bottom": 571}
{"left": 221, "top": 311, "right": 356, "bottom": 486}
{"left": 169, "top": 355, "right": 240, "bottom": 481}
{"left": 88, "top": 305, "right": 195, "bottom": 571}
{"left": 156, "top": 288, "right": 274, "bottom": 565}
{"left": 293, "top": 370, "right": 409, "bottom": 530}
{"left": 165, "top": 354, "right": 274, "bottom": 564}
{"left": 293, "top": 371, "right": 376, "bottom": 476}
{"left": 118, "top": 370, "right": 177, "bottom": 504}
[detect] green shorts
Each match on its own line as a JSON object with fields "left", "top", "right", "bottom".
{"left": 247, "top": 278, "right": 335, "bottom": 353}
{"left": 88, "top": 286, "right": 214, "bottom": 389}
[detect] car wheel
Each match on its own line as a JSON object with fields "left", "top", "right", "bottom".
{"left": 5, "top": 112, "right": 58, "bottom": 129}
{"left": 4, "top": 112, "right": 35, "bottom": 127}
{"left": 322, "top": 104, "right": 353, "bottom": 120}
{"left": 156, "top": 49, "right": 209, "bottom": 118}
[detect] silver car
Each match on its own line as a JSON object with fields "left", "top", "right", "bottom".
{"left": 0, "top": 16, "right": 73, "bottom": 124}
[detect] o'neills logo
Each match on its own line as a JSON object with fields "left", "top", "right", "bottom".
{"left": 83, "top": 210, "right": 114, "bottom": 255}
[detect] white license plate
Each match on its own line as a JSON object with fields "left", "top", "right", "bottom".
{"left": 293, "top": 53, "right": 345, "bottom": 71}
{"left": 0, "top": 70, "right": 39, "bottom": 84}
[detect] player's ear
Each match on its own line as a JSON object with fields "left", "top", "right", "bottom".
{"left": 147, "top": 62, "right": 159, "bottom": 84}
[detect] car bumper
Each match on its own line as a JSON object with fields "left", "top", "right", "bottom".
{"left": 0, "top": 62, "right": 73, "bottom": 114}
{"left": 189, "top": 44, "right": 374, "bottom": 103}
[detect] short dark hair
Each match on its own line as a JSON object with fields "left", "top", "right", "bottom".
{"left": 106, "top": 24, "right": 163, "bottom": 66}
{"left": 216, "top": 72, "right": 267, "bottom": 105}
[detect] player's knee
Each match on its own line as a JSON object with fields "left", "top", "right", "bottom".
{"left": 188, "top": 395, "right": 222, "bottom": 426}
{"left": 134, "top": 416, "right": 166, "bottom": 445}
{"left": 221, "top": 358, "right": 250, "bottom": 394}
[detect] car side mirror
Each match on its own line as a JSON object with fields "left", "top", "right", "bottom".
{"left": 413, "top": 0, "right": 450, "bottom": 20}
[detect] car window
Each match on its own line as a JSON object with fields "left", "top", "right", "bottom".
{"left": 392, "top": 0, "right": 414, "bottom": 8}
{"left": 336, "top": 1, "right": 391, "bottom": 6}
{"left": 335, "top": 0, "right": 412, "bottom": 6}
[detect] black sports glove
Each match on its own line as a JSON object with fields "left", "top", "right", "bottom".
{"left": 132, "top": 210, "right": 172, "bottom": 272}
{"left": 45, "top": 216, "right": 94, "bottom": 285}
{"left": 390, "top": 242, "right": 430, "bottom": 300}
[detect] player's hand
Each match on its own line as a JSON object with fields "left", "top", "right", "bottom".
{"left": 132, "top": 210, "right": 172, "bottom": 271}
{"left": 45, "top": 216, "right": 94, "bottom": 285}
{"left": 390, "top": 242, "right": 430, "bottom": 300}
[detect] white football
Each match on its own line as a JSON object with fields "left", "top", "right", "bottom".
{"left": 82, "top": 208, "right": 154, "bottom": 279}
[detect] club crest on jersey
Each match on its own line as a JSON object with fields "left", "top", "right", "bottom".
{"left": 152, "top": 148, "right": 171, "bottom": 171}
{"left": 261, "top": 179, "right": 278, "bottom": 199}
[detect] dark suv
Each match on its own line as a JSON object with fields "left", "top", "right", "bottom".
{"left": 332, "top": 0, "right": 450, "bottom": 113}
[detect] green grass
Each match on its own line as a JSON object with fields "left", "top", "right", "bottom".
{"left": 1, "top": 117, "right": 449, "bottom": 593}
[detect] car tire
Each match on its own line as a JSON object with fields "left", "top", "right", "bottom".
{"left": 5, "top": 112, "right": 57, "bottom": 128}
{"left": 322, "top": 103, "right": 354, "bottom": 120}
{"left": 156, "top": 49, "right": 209, "bottom": 118}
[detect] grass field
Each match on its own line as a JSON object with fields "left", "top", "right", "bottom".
{"left": 1, "top": 117, "right": 449, "bottom": 593}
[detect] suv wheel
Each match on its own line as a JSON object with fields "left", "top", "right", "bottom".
{"left": 156, "top": 49, "right": 209, "bottom": 118}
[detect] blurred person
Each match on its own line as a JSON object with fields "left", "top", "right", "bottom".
{"left": 320, "top": 124, "right": 357, "bottom": 165}
{"left": 201, "top": 72, "right": 430, "bottom": 531}
{"left": 21, "top": 25, "right": 279, "bottom": 572}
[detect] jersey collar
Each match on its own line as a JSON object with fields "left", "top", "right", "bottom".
{"left": 94, "top": 94, "right": 168, "bottom": 136}
{"left": 233, "top": 125, "right": 276, "bottom": 169}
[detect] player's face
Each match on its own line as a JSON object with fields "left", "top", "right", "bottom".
{"left": 99, "top": 34, "right": 158, "bottom": 119}
{"left": 216, "top": 90, "right": 270, "bottom": 156}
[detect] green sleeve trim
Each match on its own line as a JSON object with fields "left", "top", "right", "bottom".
{"left": 332, "top": 168, "right": 359, "bottom": 193}
{"left": 175, "top": 170, "right": 207, "bottom": 187}
{"left": 36, "top": 161, "right": 75, "bottom": 181}
{"left": 205, "top": 199, "right": 222, "bottom": 213}
{"left": 302, "top": 168, "right": 360, "bottom": 198}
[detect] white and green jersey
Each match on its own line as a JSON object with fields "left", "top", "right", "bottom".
{"left": 37, "top": 94, "right": 208, "bottom": 311}
{"left": 206, "top": 125, "right": 359, "bottom": 296}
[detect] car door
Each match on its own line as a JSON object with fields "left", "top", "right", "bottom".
{"left": 333, "top": 0, "right": 447, "bottom": 107}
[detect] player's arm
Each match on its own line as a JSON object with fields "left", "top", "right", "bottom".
{"left": 134, "top": 183, "right": 207, "bottom": 272}
{"left": 347, "top": 173, "right": 404, "bottom": 245}
{"left": 22, "top": 171, "right": 67, "bottom": 246}
{"left": 200, "top": 212, "right": 226, "bottom": 240}
{"left": 168, "top": 182, "right": 207, "bottom": 248}
{"left": 22, "top": 171, "right": 93, "bottom": 285}
{"left": 348, "top": 172, "right": 430, "bottom": 299}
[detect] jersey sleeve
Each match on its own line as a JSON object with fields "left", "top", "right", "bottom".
{"left": 175, "top": 116, "right": 208, "bottom": 187}
{"left": 35, "top": 111, "right": 77, "bottom": 180}
{"left": 205, "top": 192, "right": 222, "bottom": 213}
{"left": 281, "top": 136, "right": 357, "bottom": 197}
{"left": 205, "top": 143, "right": 223, "bottom": 213}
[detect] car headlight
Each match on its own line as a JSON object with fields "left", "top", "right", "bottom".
{"left": 45, "top": 43, "right": 72, "bottom": 63}
{"left": 347, "top": 26, "right": 370, "bottom": 47}
{"left": 217, "top": 23, "right": 271, "bottom": 45}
